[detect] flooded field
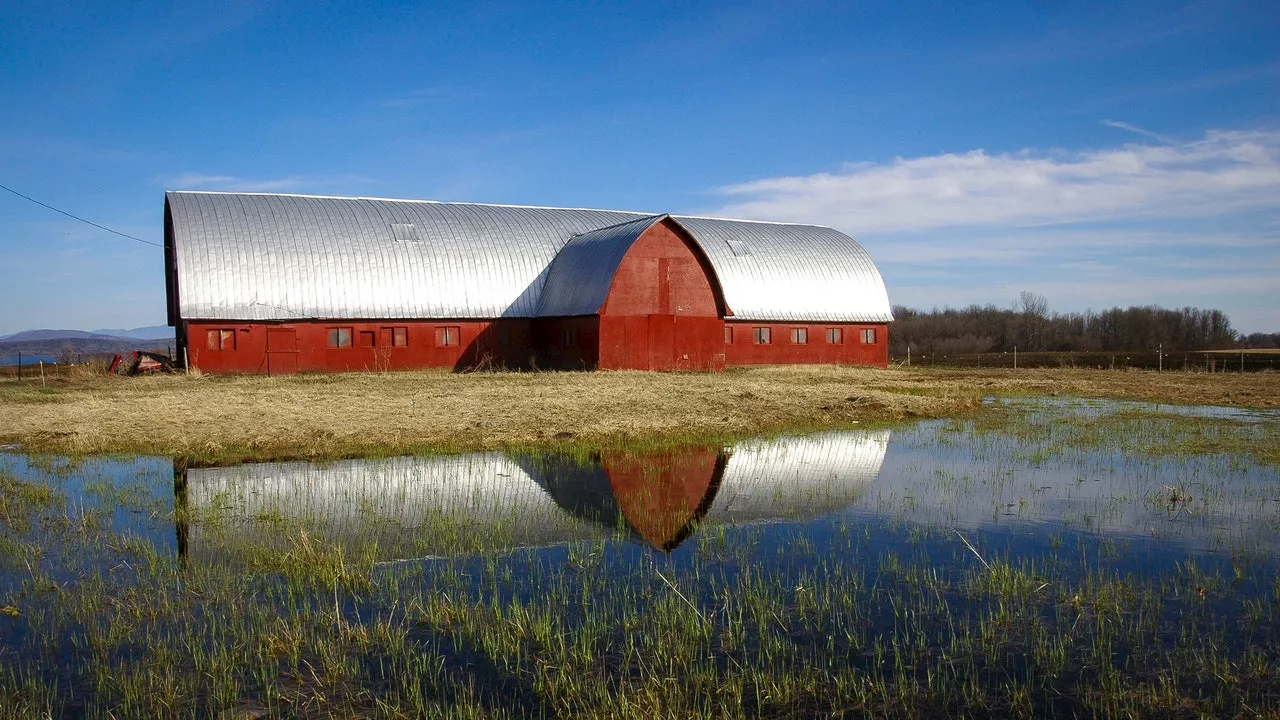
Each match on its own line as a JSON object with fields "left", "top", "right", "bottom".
{"left": 1, "top": 397, "right": 1277, "bottom": 718}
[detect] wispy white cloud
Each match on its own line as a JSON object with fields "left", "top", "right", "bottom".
{"left": 1099, "top": 119, "right": 1175, "bottom": 144}
{"left": 706, "top": 129, "right": 1280, "bottom": 233}
{"left": 869, "top": 227, "right": 1278, "bottom": 264}
{"left": 703, "top": 128, "right": 1280, "bottom": 331}
{"left": 164, "top": 174, "right": 378, "bottom": 193}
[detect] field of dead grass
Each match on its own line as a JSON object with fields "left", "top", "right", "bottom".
{"left": 0, "top": 365, "right": 1274, "bottom": 460}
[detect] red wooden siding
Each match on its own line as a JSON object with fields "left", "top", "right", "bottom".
{"left": 593, "top": 220, "right": 726, "bottom": 371}
{"left": 186, "top": 318, "right": 890, "bottom": 373}
{"left": 186, "top": 319, "right": 536, "bottom": 374}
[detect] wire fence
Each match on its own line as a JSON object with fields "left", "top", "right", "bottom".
{"left": 890, "top": 350, "right": 1280, "bottom": 372}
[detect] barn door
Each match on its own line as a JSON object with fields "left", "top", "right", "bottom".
{"left": 266, "top": 327, "right": 298, "bottom": 375}
{"left": 647, "top": 314, "right": 676, "bottom": 370}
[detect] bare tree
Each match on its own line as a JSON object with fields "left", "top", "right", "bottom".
{"left": 1017, "top": 291, "right": 1049, "bottom": 318}
{"left": 889, "top": 300, "right": 1240, "bottom": 355}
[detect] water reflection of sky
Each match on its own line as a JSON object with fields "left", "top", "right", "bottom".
{"left": 869, "top": 420, "right": 1280, "bottom": 555}
{"left": 2, "top": 397, "right": 1276, "bottom": 571}
{"left": 985, "top": 394, "right": 1280, "bottom": 423}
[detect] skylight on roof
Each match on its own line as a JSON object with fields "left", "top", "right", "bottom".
{"left": 389, "top": 223, "right": 420, "bottom": 243}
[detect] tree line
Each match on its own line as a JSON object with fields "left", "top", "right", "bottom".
{"left": 888, "top": 292, "right": 1272, "bottom": 356}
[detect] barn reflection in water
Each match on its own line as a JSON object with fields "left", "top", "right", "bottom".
{"left": 176, "top": 430, "right": 890, "bottom": 563}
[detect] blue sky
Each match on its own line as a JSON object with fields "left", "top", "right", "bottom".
{"left": 1, "top": 0, "right": 1277, "bottom": 336}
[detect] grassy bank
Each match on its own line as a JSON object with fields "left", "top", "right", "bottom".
{"left": 0, "top": 365, "right": 1275, "bottom": 461}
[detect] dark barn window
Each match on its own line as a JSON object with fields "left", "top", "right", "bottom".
{"left": 206, "top": 329, "right": 236, "bottom": 351}
{"left": 392, "top": 327, "right": 408, "bottom": 347}
{"left": 827, "top": 328, "right": 844, "bottom": 344}
{"left": 753, "top": 327, "right": 771, "bottom": 345}
{"left": 435, "top": 326, "right": 460, "bottom": 347}
{"left": 724, "top": 326, "right": 733, "bottom": 344}
{"left": 860, "top": 328, "right": 877, "bottom": 344}
{"left": 791, "top": 328, "right": 808, "bottom": 344}
{"left": 327, "top": 327, "right": 352, "bottom": 348}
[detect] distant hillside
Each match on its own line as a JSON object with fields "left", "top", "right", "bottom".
{"left": 0, "top": 329, "right": 123, "bottom": 342}
{"left": 91, "top": 325, "right": 174, "bottom": 340}
{"left": 0, "top": 334, "right": 173, "bottom": 359}
{"left": 0, "top": 325, "right": 175, "bottom": 359}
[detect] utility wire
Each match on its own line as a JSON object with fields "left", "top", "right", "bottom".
{"left": 0, "top": 182, "right": 162, "bottom": 248}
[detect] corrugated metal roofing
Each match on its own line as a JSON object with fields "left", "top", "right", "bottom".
{"left": 166, "top": 191, "right": 892, "bottom": 322}
{"left": 677, "top": 216, "right": 893, "bottom": 323}
{"left": 536, "top": 214, "right": 665, "bottom": 317}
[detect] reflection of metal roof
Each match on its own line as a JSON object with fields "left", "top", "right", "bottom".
{"left": 182, "top": 429, "right": 893, "bottom": 563}
{"left": 536, "top": 215, "right": 665, "bottom": 318}
{"left": 185, "top": 454, "right": 609, "bottom": 562}
{"left": 708, "top": 430, "right": 891, "bottom": 523}
{"left": 165, "top": 192, "right": 892, "bottom": 322}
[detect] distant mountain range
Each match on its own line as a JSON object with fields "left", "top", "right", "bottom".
{"left": 0, "top": 326, "right": 174, "bottom": 359}
{"left": 90, "top": 326, "right": 176, "bottom": 340}
{"left": 0, "top": 326, "right": 173, "bottom": 342}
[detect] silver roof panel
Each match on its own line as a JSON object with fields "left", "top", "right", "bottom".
{"left": 166, "top": 192, "right": 892, "bottom": 322}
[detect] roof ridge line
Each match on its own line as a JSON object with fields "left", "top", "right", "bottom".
{"left": 165, "top": 191, "right": 826, "bottom": 229}
{"left": 567, "top": 213, "right": 668, "bottom": 238}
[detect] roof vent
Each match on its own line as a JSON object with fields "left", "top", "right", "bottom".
{"left": 726, "top": 239, "right": 751, "bottom": 257}
{"left": 389, "top": 223, "right": 420, "bottom": 243}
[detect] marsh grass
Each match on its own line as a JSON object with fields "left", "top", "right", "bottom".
{"left": 959, "top": 399, "right": 1280, "bottom": 467}
{"left": 2, "top": 365, "right": 1275, "bottom": 462}
{"left": 1, "top": 398, "right": 1278, "bottom": 718}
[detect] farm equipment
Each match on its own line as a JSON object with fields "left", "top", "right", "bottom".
{"left": 108, "top": 351, "right": 177, "bottom": 376}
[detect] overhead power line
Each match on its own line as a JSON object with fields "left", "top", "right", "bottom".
{"left": 0, "top": 182, "right": 162, "bottom": 248}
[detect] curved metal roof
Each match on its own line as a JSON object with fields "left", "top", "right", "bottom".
{"left": 676, "top": 217, "right": 892, "bottom": 322}
{"left": 166, "top": 191, "right": 892, "bottom": 322}
{"left": 536, "top": 214, "right": 664, "bottom": 317}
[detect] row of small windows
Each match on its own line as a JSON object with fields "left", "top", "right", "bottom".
{"left": 209, "top": 325, "right": 875, "bottom": 351}
{"left": 327, "top": 326, "right": 412, "bottom": 348}
{"left": 328, "top": 326, "right": 523, "bottom": 348}
{"left": 724, "top": 327, "right": 877, "bottom": 345}
{"left": 207, "top": 326, "right": 514, "bottom": 351}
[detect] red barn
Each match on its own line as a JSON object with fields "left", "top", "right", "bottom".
{"left": 164, "top": 192, "right": 892, "bottom": 374}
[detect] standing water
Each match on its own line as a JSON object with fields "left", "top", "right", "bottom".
{"left": 1, "top": 397, "right": 1277, "bottom": 717}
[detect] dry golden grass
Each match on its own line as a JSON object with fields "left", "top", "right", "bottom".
{"left": 0, "top": 365, "right": 1274, "bottom": 460}
{"left": 895, "top": 366, "right": 1280, "bottom": 409}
